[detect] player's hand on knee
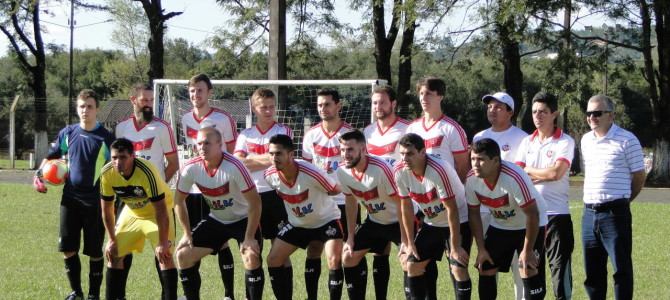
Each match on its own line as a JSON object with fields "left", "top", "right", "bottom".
{"left": 176, "top": 235, "right": 192, "bottom": 251}
{"left": 156, "top": 240, "right": 172, "bottom": 265}
{"left": 241, "top": 238, "right": 260, "bottom": 257}
{"left": 406, "top": 243, "right": 420, "bottom": 261}
{"left": 475, "top": 249, "right": 494, "bottom": 271}
{"left": 518, "top": 248, "right": 538, "bottom": 275}
{"left": 33, "top": 175, "right": 47, "bottom": 193}
{"left": 342, "top": 239, "right": 354, "bottom": 257}
{"left": 450, "top": 246, "right": 469, "bottom": 267}
{"left": 105, "top": 240, "right": 118, "bottom": 262}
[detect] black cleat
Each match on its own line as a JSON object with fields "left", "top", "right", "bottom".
{"left": 64, "top": 291, "right": 83, "bottom": 300}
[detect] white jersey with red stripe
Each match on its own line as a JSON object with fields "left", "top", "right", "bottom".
{"left": 115, "top": 116, "right": 177, "bottom": 180}
{"left": 473, "top": 126, "right": 528, "bottom": 162}
{"left": 301, "top": 121, "right": 353, "bottom": 205}
{"left": 515, "top": 128, "right": 574, "bottom": 215}
{"left": 264, "top": 160, "right": 341, "bottom": 229}
{"left": 394, "top": 155, "right": 467, "bottom": 227}
{"left": 181, "top": 108, "right": 238, "bottom": 148}
{"left": 234, "top": 122, "right": 293, "bottom": 193}
{"left": 465, "top": 161, "right": 548, "bottom": 230}
{"left": 336, "top": 155, "right": 399, "bottom": 225}
{"left": 363, "top": 117, "right": 410, "bottom": 166}
{"left": 176, "top": 152, "right": 256, "bottom": 224}
{"left": 405, "top": 115, "right": 468, "bottom": 167}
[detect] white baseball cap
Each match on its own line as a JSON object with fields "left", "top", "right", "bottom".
{"left": 482, "top": 92, "right": 514, "bottom": 112}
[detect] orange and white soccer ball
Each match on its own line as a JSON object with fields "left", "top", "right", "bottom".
{"left": 41, "top": 159, "right": 69, "bottom": 186}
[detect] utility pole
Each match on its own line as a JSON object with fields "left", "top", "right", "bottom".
{"left": 68, "top": 0, "right": 75, "bottom": 124}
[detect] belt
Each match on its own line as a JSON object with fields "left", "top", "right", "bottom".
{"left": 584, "top": 198, "right": 630, "bottom": 212}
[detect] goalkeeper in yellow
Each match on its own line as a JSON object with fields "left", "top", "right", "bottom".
{"left": 100, "top": 138, "right": 177, "bottom": 300}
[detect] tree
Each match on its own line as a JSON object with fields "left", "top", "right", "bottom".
{"left": 649, "top": 0, "right": 670, "bottom": 184}
{"left": 133, "top": 0, "right": 182, "bottom": 81}
{"left": 0, "top": 0, "right": 48, "bottom": 162}
{"left": 109, "top": 0, "right": 149, "bottom": 82}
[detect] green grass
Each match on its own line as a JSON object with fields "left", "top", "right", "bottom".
{"left": 1, "top": 182, "right": 668, "bottom": 299}
{"left": 0, "top": 159, "right": 30, "bottom": 169}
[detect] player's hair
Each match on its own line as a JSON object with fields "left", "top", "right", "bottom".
{"left": 316, "top": 88, "right": 341, "bottom": 103}
{"left": 199, "top": 127, "right": 222, "bottom": 143}
{"left": 111, "top": 138, "right": 135, "bottom": 155}
{"left": 77, "top": 89, "right": 100, "bottom": 107}
{"left": 250, "top": 88, "right": 275, "bottom": 106}
{"left": 587, "top": 94, "right": 615, "bottom": 111}
{"left": 372, "top": 85, "right": 397, "bottom": 102}
{"left": 129, "top": 83, "right": 153, "bottom": 98}
{"left": 269, "top": 134, "right": 294, "bottom": 151}
{"left": 471, "top": 138, "right": 501, "bottom": 160}
{"left": 339, "top": 130, "right": 366, "bottom": 144}
{"left": 415, "top": 77, "right": 446, "bottom": 96}
{"left": 399, "top": 133, "right": 425, "bottom": 151}
{"left": 532, "top": 91, "right": 558, "bottom": 112}
{"left": 188, "top": 73, "right": 213, "bottom": 90}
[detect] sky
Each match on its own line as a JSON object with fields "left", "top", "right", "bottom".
{"left": 0, "top": 1, "right": 611, "bottom": 57}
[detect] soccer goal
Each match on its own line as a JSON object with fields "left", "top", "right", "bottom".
{"left": 152, "top": 79, "right": 387, "bottom": 158}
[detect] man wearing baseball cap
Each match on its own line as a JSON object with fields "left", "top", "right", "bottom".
{"left": 472, "top": 91, "right": 528, "bottom": 300}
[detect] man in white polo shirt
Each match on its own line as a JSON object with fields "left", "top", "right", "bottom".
{"left": 580, "top": 95, "right": 645, "bottom": 300}
{"left": 516, "top": 92, "right": 574, "bottom": 300}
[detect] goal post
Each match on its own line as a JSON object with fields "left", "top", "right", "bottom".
{"left": 152, "top": 79, "right": 388, "bottom": 158}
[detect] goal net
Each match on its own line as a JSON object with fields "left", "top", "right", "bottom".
{"left": 152, "top": 79, "right": 387, "bottom": 159}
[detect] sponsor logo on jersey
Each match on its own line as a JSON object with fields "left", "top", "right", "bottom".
{"left": 132, "top": 137, "right": 155, "bottom": 151}
{"left": 546, "top": 150, "right": 554, "bottom": 158}
{"left": 475, "top": 192, "right": 510, "bottom": 208}
{"left": 186, "top": 126, "right": 199, "bottom": 139}
{"left": 409, "top": 188, "right": 438, "bottom": 204}
{"left": 491, "top": 209, "right": 516, "bottom": 220}
{"left": 422, "top": 202, "right": 446, "bottom": 219}
{"left": 113, "top": 186, "right": 147, "bottom": 199}
{"left": 210, "top": 198, "right": 234, "bottom": 210}
{"left": 313, "top": 143, "right": 340, "bottom": 157}
{"left": 247, "top": 142, "right": 270, "bottom": 155}
{"left": 424, "top": 136, "right": 444, "bottom": 149}
{"left": 197, "top": 182, "right": 230, "bottom": 197}
{"left": 367, "top": 142, "right": 398, "bottom": 156}
{"left": 364, "top": 202, "right": 386, "bottom": 214}
{"left": 291, "top": 203, "right": 314, "bottom": 217}
{"left": 349, "top": 186, "right": 379, "bottom": 201}
{"left": 278, "top": 190, "right": 309, "bottom": 204}
{"left": 502, "top": 144, "right": 510, "bottom": 152}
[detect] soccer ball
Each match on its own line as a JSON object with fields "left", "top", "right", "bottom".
{"left": 41, "top": 159, "right": 69, "bottom": 186}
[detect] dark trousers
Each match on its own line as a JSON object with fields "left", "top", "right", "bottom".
{"left": 546, "top": 214, "right": 574, "bottom": 300}
{"left": 582, "top": 199, "right": 633, "bottom": 300}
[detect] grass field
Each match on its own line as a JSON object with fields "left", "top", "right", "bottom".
{"left": 0, "top": 159, "right": 30, "bottom": 169}
{"left": 1, "top": 182, "right": 668, "bottom": 299}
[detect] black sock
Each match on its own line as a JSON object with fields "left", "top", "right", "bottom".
{"left": 305, "top": 258, "right": 321, "bottom": 300}
{"left": 523, "top": 274, "right": 546, "bottom": 300}
{"left": 372, "top": 255, "right": 389, "bottom": 300}
{"left": 245, "top": 267, "right": 264, "bottom": 300}
{"left": 328, "top": 268, "right": 344, "bottom": 300}
{"left": 268, "top": 266, "right": 290, "bottom": 300}
{"left": 120, "top": 254, "right": 133, "bottom": 298}
{"left": 218, "top": 247, "right": 235, "bottom": 298}
{"left": 179, "top": 266, "right": 201, "bottom": 300}
{"left": 64, "top": 254, "right": 83, "bottom": 295}
{"left": 160, "top": 268, "right": 178, "bottom": 300}
{"left": 403, "top": 271, "right": 411, "bottom": 300}
{"left": 407, "top": 274, "right": 426, "bottom": 300}
{"left": 455, "top": 279, "right": 472, "bottom": 300}
{"left": 105, "top": 268, "right": 125, "bottom": 300}
{"left": 88, "top": 258, "right": 104, "bottom": 298}
{"left": 286, "top": 265, "right": 293, "bottom": 300}
{"left": 479, "top": 274, "right": 497, "bottom": 300}
{"left": 424, "top": 260, "right": 438, "bottom": 300}
{"left": 344, "top": 261, "right": 367, "bottom": 300}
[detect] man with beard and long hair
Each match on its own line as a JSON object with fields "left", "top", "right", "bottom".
{"left": 114, "top": 83, "right": 179, "bottom": 299}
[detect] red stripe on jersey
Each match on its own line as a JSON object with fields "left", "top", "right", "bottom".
{"left": 299, "top": 163, "right": 336, "bottom": 192}
{"left": 349, "top": 186, "right": 379, "bottom": 201}
{"left": 132, "top": 137, "right": 155, "bottom": 151}
{"left": 424, "top": 136, "right": 444, "bottom": 149}
{"left": 501, "top": 165, "right": 532, "bottom": 202}
{"left": 186, "top": 126, "right": 199, "bottom": 139}
{"left": 367, "top": 141, "right": 398, "bottom": 156}
{"left": 426, "top": 158, "right": 454, "bottom": 198}
{"left": 409, "top": 188, "right": 437, "bottom": 204}
{"left": 475, "top": 192, "right": 509, "bottom": 208}
{"left": 247, "top": 142, "right": 269, "bottom": 155}
{"left": 313, "top": 143, "right": 340, "bottom": 157}
{"left": 264, "top": 166, "right": 278, "bottom": 178}
{"left": 197, "top": 182, "right": 230, "bottom": 197}
{"left": 441, "top": 115, "right": 468, "bottom": 148}
{"left": 368, "top": 156, "right": 398, "bottom": 192}
{"left": 155, "top": 118, "right": 177, "bottom": 151}
{"left": 278, "top": 189, "right": 309, "bottom": 204}
{"left": 224, "top": 152, "right": 255, "bottom": 188}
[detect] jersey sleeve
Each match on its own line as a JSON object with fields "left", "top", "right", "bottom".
{"left": 379, "top": 161, "right": 398, "bottom": 197}
{"left": 47, "top": 126, "right": 70, "bottom": 159}
{"left": 432, "top": 166, "right": 457, "bottom": 202}
{"left": 159, "top": 122, "right": 177, "bottom": 155}
{"left": 221, "top": 114, "right": 238, "bottom": 144}
{"left": 301, "top": 131, "right": 314, "bottom": 161}
{"left": 233, "top": 130, "right": 249, "bottom": 156}
{"left": 180, "top": 114, "right": 191, "bottom": 145}
{"left": 100, "top": 168, "right": 115, "bottom": 201}
{"left": 285, "top": 124, "right": 294, "bottom": 139}
{"left": 514, "top": 137, "right": 530, "bottom": 167}
{"left": 230, "top": 156, "right": 256, "bottom": 193}
{"left": 394, "top": 169, "right": 410, "bottom": 199}
{"left": 304, "top": 163, "right": 337, "bottom": 193}
{"left": 555, "top": 136, "right": 575, "bottom": 166}
{"left": 507, "top": 171, "right": 536, "bottom": 208}
{"left": 335, "top": 168, "right": 352, "bottom": 195}
{"left": 447, "top": 123, "right": 469, "bottom": 153}
{"left": 464, "top": 177, "right": 480, "bottom": 207}
{"left": 176, "top": 164, "right": 195, "bottom": 194}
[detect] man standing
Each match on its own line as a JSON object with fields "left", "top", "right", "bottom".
{"left": 174, "top": 127, "right": 263, "bottom": 300}
{"left": 301, "top": 88, "right": 353, "bottom": 299}
{"left": 516, "top": 92, "right": 574, "bottom": 300}
{"left": 405, "top": 77, "right": 470, "bottom": 182}
{"left": 363, "top": 86, "right": 410, "bottom": 166}
{"left": 265, "top": 134, "right": 344, "bottom": 300}
{"left": 466, "top": 138, "right": 548, "bottom": 300}
{"left": 473, "top": 91, "right": 528, "bottom": 299}
{"left": 337, "top": 130, "right": 406, "bottom": 300}
{"left": 33, "top": 89, "right": 114, "bottom": 300}
{"left": 180, "top": 73, "right": 238, "bottom": 299}
{"left": 395, "top": 133, "right": 471, "bottom": 300}
{"left": 100, "top": 138, "right": 178, "bottom": 300}
{"left": 580, "top": 95, "right": 645, "bottom": 300}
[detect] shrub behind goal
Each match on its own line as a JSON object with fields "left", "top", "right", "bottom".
{"left": 152, "top": 79, "right": 387, "bottom": 159}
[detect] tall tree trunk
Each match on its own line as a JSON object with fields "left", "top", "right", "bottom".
{"left": 372, "top": 0, "right": 400, "bottom": 86}
{"left": 498, "top": 19, "right": 528, "bottom": 130}
{"left": 397, "top": 19, "right": 415, "bottom": 116}
{"left": 137, "top": 0, "right": 182, "bottom": 82}
{"left": 650, "top": 0, "right": 670, "bottom": 184}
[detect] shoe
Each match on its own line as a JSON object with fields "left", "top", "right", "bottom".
{"left": 86, "top": 295, "right": 100, "bottom": 300}
{"left": 64, "top": 291, "right": 83, "bottom": 300}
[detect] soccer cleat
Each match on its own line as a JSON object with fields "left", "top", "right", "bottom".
{"left": 64, "top": 291, "right": 83, "bottom": 300}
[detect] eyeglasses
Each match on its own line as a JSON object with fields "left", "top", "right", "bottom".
{"left": 586, "top": 110, "right": 611, "bottom": 117}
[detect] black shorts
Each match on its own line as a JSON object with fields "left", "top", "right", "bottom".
{"left": 352, "top": 218, "right": 401, "bottom": 254}
{"left": 260, "top": 190, "right": 288, "bottom": 240}
{"left": 485, "top": 226, "right": 546, "bottom": 273}
{"left": 277, "top": 219, "right": 344, "bottom": 249}
{"left": 59, "top": 196, "right": 104, "bottom": 257}
{"left": 186, "top": 193, "right": 210, "bottom": 228}
{"left": 191, "top": 216, "right": 262, "bottom": 252}
{"left": 409, "top": 222, "right": 472, "bottom": 263}
{"left": 338, "top": 204, "right": 361, "bottom": 241}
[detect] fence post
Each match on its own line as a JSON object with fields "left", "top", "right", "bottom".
{"left": 9, "top": 95, "right": 21, "bottom": 169}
